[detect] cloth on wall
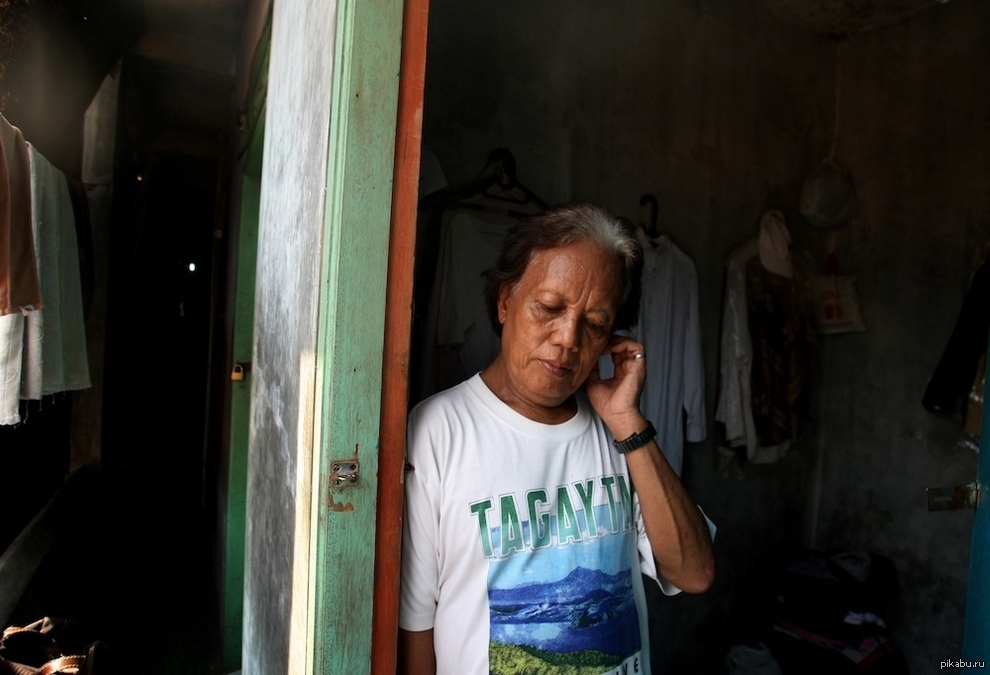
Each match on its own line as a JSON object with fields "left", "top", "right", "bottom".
{"left": 21, "top": 145, "right": 90, "bottom": 399}
{"left": 0, "top": 313, "right": 25, "bottom": 424}
{"left": 716, "top": 210, "right": 816, "bottom": 463}
{"left": 922, "top": 256, "right": 990, "bottom": 419}
{"left": 0, "top": 113, "right": 42, "bottom": 316}
{"left": 66, "top": 177, "right": 96, "bottom": 318}
{"left": 745, "top": 255, "right": 817, "bottom": 449}
{"left": 716, "top": 238, "right": 759, "bottom": 455}
{"left": 0, "top": 140, "right": 90, "bottom": 425}
{"left": 631, "top": 228, "right": 706, "bottom": 476}
{"left": 415, "top": 211, "right": 510, "bottom": 401}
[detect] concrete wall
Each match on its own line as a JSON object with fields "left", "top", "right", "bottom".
{"left": 243, "top": 0, "right": 336, "bottom": 672}
{"left": 814, "top": 0, "right": 990, "bottom": 667}
{"left": 421, "top": 0, "right": 990, "bottom": 670}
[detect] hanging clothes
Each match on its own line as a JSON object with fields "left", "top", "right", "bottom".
{"left": 716, "top": 210, "right": 816, "bottom": 463}
{"left": 412, "top": 150, "right": 545, "bottom": 403}
{"left": 745, "top": 255, "right": 817, "bottom": 449}
{"left": 415, "top": 211, "right": 511, "bottom": 401}
{"left": 716, "top": 239, "right": 760, "bottom": 455}
{"left": 21, "top": 145, "right": 90, "bottom": 398}
{"left": 0, "top": 313, "right": 24, "bottom": 424}
{"left": 0, "top": 113, "right": 42, "bottom": 315}
{"left": 0, "top": 141, "right": 91, "bottom": 425}
{"left": 631, "top": 228, "right": 706, "bottom": 476}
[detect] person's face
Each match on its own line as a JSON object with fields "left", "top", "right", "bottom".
{"left": 495, "top": 241, "right": 624, "bottom": 416}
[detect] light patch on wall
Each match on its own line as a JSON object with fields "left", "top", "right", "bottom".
{"left": 288, "top": 348, "right": 317, "bottom": 674}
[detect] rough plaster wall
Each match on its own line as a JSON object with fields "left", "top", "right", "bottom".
{"left": 422, "top": 0, "right": 835, "bottom": 670}
{"left": 74, "top": 64, "right": 120, "bottom": 472}
{"left": 815, "top": 0, "right": 990, "bottom": 668}
{"left": 243, "top": 0, "right": 335, "bottom": 672}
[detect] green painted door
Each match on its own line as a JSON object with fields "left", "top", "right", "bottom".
{"left": 309, "top": 0, "right": 403, "bottom": 671}
{"left": 962, "top": 341, "right": 990, "bottom": 669}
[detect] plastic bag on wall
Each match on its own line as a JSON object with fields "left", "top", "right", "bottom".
{"left": 814, "top": 253, "right": 866, "bottom": 334}
{"left": 799, "top": 160, "right": 859, "bottom": 230}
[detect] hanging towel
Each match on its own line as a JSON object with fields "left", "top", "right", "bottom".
{"left": 21, "top": 145, "right": 90, "bottom": 398}
{"left": 0, "top": 313, "right": 24, "bottom": 424}
{"left": 0, "top": 114, "right": 42, "bottom": 315}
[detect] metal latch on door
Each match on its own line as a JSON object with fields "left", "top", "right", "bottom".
{"left": 231, "top": 362, "right": 251, "bottom": 381}
{"left": 331, "top": 459, "right": 360, "bottom": 487}
{"left": 927, "top": 481, "right": 980, "bottom": 511}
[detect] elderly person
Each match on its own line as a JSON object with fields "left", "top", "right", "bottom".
{"left": 399, "top": 203, "right": 715, "bottom": 675}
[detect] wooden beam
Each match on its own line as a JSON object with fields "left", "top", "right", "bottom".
{"left": 371, "top": 0, "right": 430, "bottom": 671}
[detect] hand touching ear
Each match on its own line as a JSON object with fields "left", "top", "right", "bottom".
{"left": 585, "top": 335, "right": 647, "bottom": 432}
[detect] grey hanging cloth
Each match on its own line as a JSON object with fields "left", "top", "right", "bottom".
{"left": 922, "top": 259, "right": 990, "bottom": 417}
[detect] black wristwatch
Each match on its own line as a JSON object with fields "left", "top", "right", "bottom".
{"left": 612, "top": 422, "right": 657, "bottom": 454}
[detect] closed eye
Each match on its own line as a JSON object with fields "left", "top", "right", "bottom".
{"left": 587, "top": 322, "right": 607, "bottom": 337}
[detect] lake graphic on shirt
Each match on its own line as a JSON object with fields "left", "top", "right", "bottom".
{"left": 487, "top": 521, "right": 641, "bottom": 674}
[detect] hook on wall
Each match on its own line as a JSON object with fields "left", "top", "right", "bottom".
{"left": 485, "top": 148, "right": 517, "bottom": 188}
{"left": 639, "top": 193, "right": 659, "bottom": 238}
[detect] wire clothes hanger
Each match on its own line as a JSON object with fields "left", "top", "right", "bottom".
{"left": 418, "top": 148, "right": 547, "bottom": 220}
{"left": 639, "top": 193, "right": 661, "bottom": 239}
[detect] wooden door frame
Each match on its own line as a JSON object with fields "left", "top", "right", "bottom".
{"left": 307, "top": 0, "right": 425, "bottom": 670}
{"left": 371, "top": 0, "right": 431, "bottom": 671}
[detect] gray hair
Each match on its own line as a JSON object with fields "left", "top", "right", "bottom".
{"left": 484, "top": 202, "right": 643, "bottom": 335}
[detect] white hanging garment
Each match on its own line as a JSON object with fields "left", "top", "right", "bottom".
{"left": 632, "top": 228, "right": 706, "bottom": 476}
{"left": 0, "top": 313, "right": 24, "bottom": 424}
{"left": 716, "top": 238, "right": 758, "bottom": 451}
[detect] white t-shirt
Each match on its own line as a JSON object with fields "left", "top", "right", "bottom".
{"left": 400, "top": 374, "right": 676, "bottom": 675}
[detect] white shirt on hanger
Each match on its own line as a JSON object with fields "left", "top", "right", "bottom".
{"left": 631, "top": 228, "right": 707, "bottom": 476}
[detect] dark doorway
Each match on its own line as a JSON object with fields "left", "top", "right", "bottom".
{"left": 102, "top": 149, "right": 217, "bottom": 529}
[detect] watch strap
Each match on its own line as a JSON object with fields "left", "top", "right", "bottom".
{"left": 612, "top": 421, "right": 657, "bottom": 454}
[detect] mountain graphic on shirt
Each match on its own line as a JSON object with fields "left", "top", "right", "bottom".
{"left": 488, "top": 564, "right": 640, "bottom": 670}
